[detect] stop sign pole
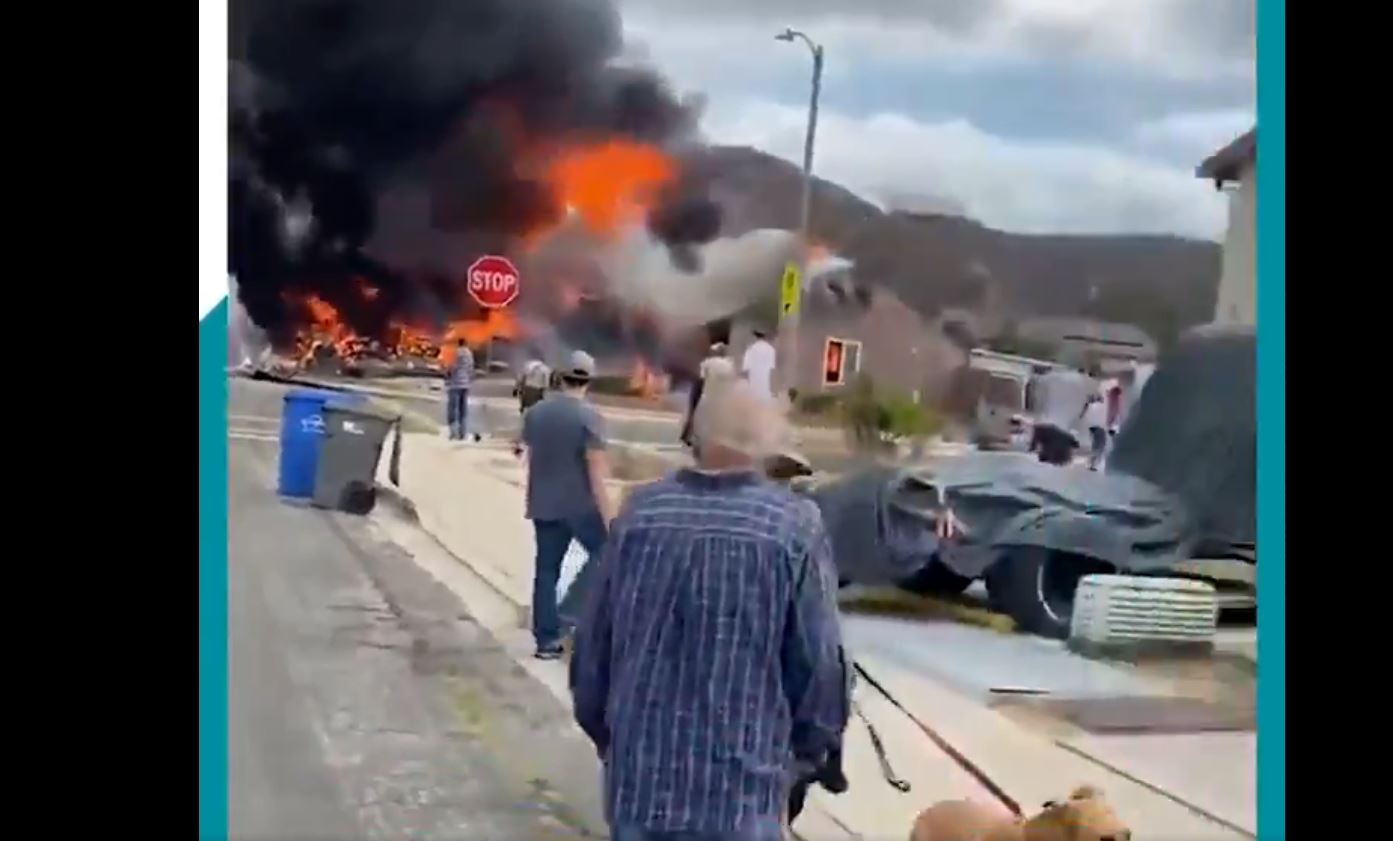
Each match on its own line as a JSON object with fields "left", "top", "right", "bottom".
{"left": 466, "top": 255, "right": 521, "bottom": 371}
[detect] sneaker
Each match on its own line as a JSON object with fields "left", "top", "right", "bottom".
{"left": 534, "top": 645, "right": 564, "bottom": 661}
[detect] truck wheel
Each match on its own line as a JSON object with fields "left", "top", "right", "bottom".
{"left": 896, "top": 556, "right": 973, "bottom": 597}
{"left": 985, "top": 547, "right": 1112, "bottom": 639}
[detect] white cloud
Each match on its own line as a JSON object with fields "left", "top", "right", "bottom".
{"left": 703, "top": 97, "right": 1229, "bottom": 239}
{"left": 621, "top": 0, "right": 1255, "bottom": 80}
{"left": 616, "top": 0, "right": 1249, "bottom": 239}
{"left": 1134, "top": 109, "right": 1254, "bottom": 161}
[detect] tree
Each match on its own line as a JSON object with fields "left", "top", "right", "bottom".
{"left": 840, "top": 375, "right": 942, "bottom": 452}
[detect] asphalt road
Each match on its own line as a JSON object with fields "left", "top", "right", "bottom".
{"left": 227, "top": 379, "right": 607, "bottom": 841}
{"left": 369, "top": 376, "right": 685, "bottom": 445}
{"left": 275, "top": 373, "right": 872, "bottom": 473}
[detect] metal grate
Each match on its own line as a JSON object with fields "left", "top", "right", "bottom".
{"left": 1070, "top": 574, "right": 1218, "bottom": 645}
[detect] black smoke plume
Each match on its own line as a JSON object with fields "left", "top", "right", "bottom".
{"left": 229, "top": 0, "right": 719, "bottom": 345}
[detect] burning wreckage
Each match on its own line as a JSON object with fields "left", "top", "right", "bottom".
{"left": 813, "top": 326, "right": 1256, "bottom": 638}
{"left": 226, "top": 0, "right": 825, "bottom": 385}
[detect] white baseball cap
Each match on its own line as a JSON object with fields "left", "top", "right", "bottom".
{"left": 567, "top": 350, "right": 596, "bottom": 379}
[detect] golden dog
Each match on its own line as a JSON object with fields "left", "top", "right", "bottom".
{"left": 909, "top": 786, "right": 1130, "bottom": 841}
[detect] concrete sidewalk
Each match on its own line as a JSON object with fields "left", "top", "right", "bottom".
{"left": 375, "top": 432, "right": 1254, "bottom": 840}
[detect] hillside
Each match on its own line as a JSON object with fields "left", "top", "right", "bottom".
{"left": 683, "top": 145, "right": 1222, "bottom": 344}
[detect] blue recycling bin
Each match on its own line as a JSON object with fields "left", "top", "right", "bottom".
{"left": 277, "top": 388, "right": 365, "bottom": 499}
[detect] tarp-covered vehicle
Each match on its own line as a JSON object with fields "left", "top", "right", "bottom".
{"left": 812, "top": 326, "right": 1255, "bottom": 638}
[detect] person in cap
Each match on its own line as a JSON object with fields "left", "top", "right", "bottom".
{"left": 571, "top": 378, "right": 848, "bottom": 841}
{"left": 518, "top": 349, "right": 617, "bottom": 660}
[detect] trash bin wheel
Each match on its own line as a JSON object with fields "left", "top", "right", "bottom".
{"left": 895, "top": 555, "right": 973, "bottom": 597}
{"left": 984, "top": 547, "right": 1113, "bottom": 639}
{"left": 336, "top": 481, "right": 378, "bottom": 516}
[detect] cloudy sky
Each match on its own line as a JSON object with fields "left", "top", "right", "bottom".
{"left": 619, "top": 0, "right": 1255, "bottom": 240}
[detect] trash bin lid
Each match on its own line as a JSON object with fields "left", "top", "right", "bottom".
{"left": 285, "top": 388, "right": 367, "bottom": 405}
{"left": 322, "top": 403, "right": 398, "bottom": 423}
{"left": 285, "top": 388, "right": 337, "bottom": 403}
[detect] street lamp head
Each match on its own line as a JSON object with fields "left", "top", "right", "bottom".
{"left": 775, "top": 29, "right": 795, "bottom": 42}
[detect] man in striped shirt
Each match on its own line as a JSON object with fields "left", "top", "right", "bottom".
{"left": 570, "top": 380, "right": 848, "bottom": 840}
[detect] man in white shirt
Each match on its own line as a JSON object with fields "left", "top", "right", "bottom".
{"left": 740, "top": 329, "right": 778, "bottom": 402}
{"left": 1082, "top": 393, "right": 1109, "bottom": 469}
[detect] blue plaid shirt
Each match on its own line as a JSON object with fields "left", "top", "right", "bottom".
{"left": 570, "top": 469, "right": 848, "bottom": 834}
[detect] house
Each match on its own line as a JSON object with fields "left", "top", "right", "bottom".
{"left": 1197, "top": 128, "right": 1256, "bottom": 327}
{"left": 730, "top": 284, "right": 966, "bottom": 405}
{"left": 1014, "top": 316, "right": 1157, "bottom": 367}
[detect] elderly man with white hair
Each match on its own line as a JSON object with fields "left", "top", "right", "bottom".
{"left": 570, "top": 379, "right": 849, "bottom": 841}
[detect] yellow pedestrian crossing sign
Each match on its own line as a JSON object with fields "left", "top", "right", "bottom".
{"left": 779, "top": 262, "right": 801, "bottom": 319}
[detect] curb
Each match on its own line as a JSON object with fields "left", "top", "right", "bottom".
{"left": 373, "top": 480, "right": 530, "bottom": 631}
{"left": 374, "top": 482, "right": 419, "bottom": 524}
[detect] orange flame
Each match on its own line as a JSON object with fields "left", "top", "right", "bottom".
{"left": 292, "top": 294, "right": 362, "bottom": 363}
{"left": 285, "top": 291, "right": 523, "bottom": 369}
{"left": 628, "top": 358, "right": 668, "bottom": 400}
{"left": 283, "top": 138, "right": 682, "bottom": 367}
{"left": 546, "top": 140, "right": 676, "bottom": 237}
{"left": 387, "top": 322, "right": 440, "bottom": 359}
{"left": 440, "top": 310, "right": 520, "bottom": 365}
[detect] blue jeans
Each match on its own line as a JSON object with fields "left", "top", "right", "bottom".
{"left": 446, "top": 388, "right": 469, "bottom": 439}
{"left": 532, "top": 511, "right": 607, "bottom": 649}
{"left": 610, "top": 822, "right": 783, "bottom": 841}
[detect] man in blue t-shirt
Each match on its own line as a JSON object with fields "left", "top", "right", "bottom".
{"left": 519, "top": 350, "right": 617, "bottom": 659}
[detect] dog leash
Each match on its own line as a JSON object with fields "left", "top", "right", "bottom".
{"left": 851, "top": 699, "right": 911, "bottom": 792}
{"left": 852, "top": 661, "right": 1022, "bottom": 817}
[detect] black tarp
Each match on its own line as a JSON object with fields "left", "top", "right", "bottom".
{"left": 1106, "top": 326, "right": 1255, "bottom": 555}
{"left": 812, "top": 326, "right": 1256, "bottom": 585}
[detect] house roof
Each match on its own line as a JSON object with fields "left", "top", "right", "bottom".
{"left": 1196, "top": 128, "right": 1256, "bottom": 184}
{"left": 1016, "top": 316, "right": 1156, "bottom": 355}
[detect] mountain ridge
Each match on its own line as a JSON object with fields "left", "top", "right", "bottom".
{"left": 684, "top": 144, "right": 1222, "bottom": 343}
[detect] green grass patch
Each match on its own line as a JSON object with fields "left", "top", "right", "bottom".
{"left": 839, "top": 586, "right": 1017, "bottom": 634}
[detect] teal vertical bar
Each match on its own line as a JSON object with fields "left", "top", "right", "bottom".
{"left": 199, "top": 300, "right": 229, "bottom": 839}
{"left": 1255, "top": 0, "right": 1285, "bottom": 838}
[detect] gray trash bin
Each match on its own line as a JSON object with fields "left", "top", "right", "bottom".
{"left": 313, "top": 405, "right": 399, "bottom": 515}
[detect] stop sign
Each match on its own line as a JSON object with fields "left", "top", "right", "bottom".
{"left": 466, "top": 255, "right": 520, "bottom": 309}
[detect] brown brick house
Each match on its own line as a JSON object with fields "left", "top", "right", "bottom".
{"left": 732, "top": 286, "right": 966, "bottom": 405}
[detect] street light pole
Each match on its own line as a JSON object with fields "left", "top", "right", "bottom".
{"left": 776, "top": 28, "right": 823, "bottom": 396}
